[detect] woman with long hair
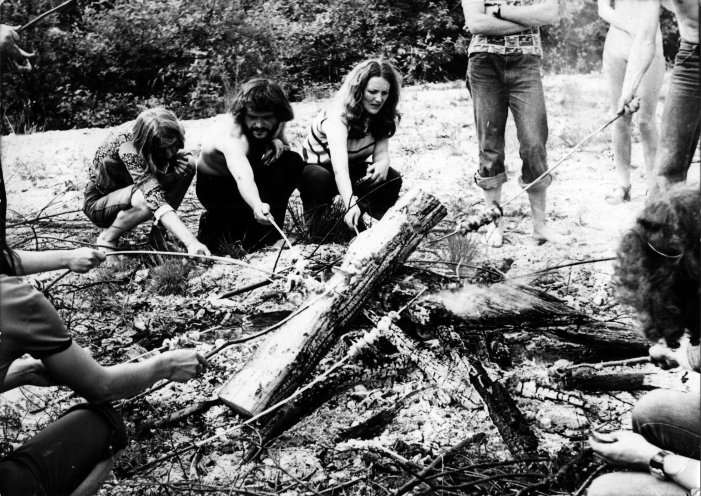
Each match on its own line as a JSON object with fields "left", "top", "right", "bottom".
{"left": 300, "top": 58, "right": 403, "bottom": 236}
{"left": 83, "top": 107, "right": 209, "bottom": 255}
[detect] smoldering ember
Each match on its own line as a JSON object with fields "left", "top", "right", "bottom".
{"left": 1, "top": 2, "right": 700, "bottom": 496}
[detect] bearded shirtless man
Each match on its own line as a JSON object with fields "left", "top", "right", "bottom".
{"left": 195, "top": 79, "right": 304, "bottom": 254}
{"left": 618, "top": 0, "right": 700, "bottom": 195}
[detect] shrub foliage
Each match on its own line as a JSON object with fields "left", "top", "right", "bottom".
{"left": 0, "top": 0, "right": 679, "bottom": 132}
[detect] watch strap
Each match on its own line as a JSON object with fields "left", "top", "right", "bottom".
{"left": 649, "top": 450, "right": 672, "bottom": 480}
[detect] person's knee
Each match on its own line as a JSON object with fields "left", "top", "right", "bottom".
{"left": 638, "top": 117, "right": 656, "bottom": 139}
{"left": 129, "top": 190, "right": 152, "bottom": 214}
{"left": 384, "top": 170, "right": 402, "bottom": 196}
{"left": 300, "top": 165, "right": 334, "bottom": 199}
{"left": 632, "top": 389, "right": 669, "bottom": 433}
{"left": 587, "top": 474, "right": 621, "bottom": 496}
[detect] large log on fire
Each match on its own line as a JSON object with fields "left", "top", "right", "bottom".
{"left": 219, "top": 188, "right": 447, "bottom": 416}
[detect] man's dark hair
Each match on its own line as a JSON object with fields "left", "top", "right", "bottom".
{"left": 614, "top": 185, "right": 700, "bottom": 346}
{"left": 229, "top": 79, "right": 294, "bottom": 126}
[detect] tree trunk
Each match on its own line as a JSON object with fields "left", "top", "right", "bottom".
{"left": 219, "top": 189, "right": 447, "bottom": 417}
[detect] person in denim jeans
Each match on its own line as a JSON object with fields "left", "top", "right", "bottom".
{"left": 588, "top": 186, "right": 700, "bottom": 496}
{"left": 617, "top": 0, "right": 699, "bottom": 196}
{"left": 462, "top": 0, "right": 567, "bottom": 247}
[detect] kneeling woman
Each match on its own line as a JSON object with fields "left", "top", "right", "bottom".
{"left": 300, "top": 59, "right": 403, "bottom": 236}
{"left": 83, "top": 108, "right": 210, "bottom": 255}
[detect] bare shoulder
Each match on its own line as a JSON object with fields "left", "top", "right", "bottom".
{"left": 201, "top": 114, "right": 246, "bottom": 154}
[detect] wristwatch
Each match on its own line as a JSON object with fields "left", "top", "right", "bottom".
{"left": 649, "top": 450, "right": 672, "bottom": 480}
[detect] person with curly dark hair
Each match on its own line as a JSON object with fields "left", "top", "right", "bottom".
{"left": 299, "top": 58, "right": 403, "bottom": 236}
{"left": 587, "top": 185, "right": 700, "bottom": 496}
{"left": 196, "top": 78, "right": 303, "bottom": 253}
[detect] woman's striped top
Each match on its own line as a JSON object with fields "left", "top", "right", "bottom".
{"left": 302, "top": 110, "right": 376, "bottom": 165}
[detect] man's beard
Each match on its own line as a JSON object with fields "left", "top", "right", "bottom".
{"left": 245, "top": 126, "right": 274, "bottom": 145}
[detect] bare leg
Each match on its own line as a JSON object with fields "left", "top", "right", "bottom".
{"left": 529, "top": 188, "right": 568, "bottom": 244}
{"left": 603, "top": 41, "right": 633, "bottom": 203}
{"left": 96, "top": 189, "right": 152, "bottom": 249}
{"left": 483, "top": 185, "right": 503, "bottom": 247}
{"left": 637, "top": 49, "right": 665, "bottom": 191}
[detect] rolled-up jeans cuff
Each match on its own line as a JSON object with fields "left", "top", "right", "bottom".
{"left": 519, "top": 173, "right": 552, "bottom": 192}
{"left": 474, "top": 172, "right": 507, "bottom": 190}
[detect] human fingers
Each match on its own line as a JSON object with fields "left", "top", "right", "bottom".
{"left": 649, "top": 344, "right": 678, "bottom": 369}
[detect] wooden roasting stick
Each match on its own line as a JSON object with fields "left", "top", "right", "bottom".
{"left": 18, "top": 0, "right": 76, "bottom": 33}
{"left": 219, "top": 188, "right": 447, "bottom": 416}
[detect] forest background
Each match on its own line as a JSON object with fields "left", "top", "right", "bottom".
{"left": 0, "top": 0, "right": 681, "bottom": 133}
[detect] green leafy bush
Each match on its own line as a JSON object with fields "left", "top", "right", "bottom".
{"left": 0, "top": 0, "right": 681, "bottom": 132}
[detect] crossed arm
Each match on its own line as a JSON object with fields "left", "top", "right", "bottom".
{"left": 462, "top": 0, "right": 558, "bottom": 36}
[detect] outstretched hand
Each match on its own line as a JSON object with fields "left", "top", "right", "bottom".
{"left": 253, "top": 202, "right": 272, "bottom": 225}
{"left": 66, "top": 248, "right": 106, "bottom": 273}
{"left": 163, "top": 350, "right": 208, "bottom": 383}
{"left": 0, "top": 24, "right": 34, "bottom": 72}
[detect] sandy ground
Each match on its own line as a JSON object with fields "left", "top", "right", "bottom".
{"left": 1, "top": 72, "right": 699, "bottom": 494}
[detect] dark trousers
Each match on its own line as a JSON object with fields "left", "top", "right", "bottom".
{"left": 655, "top": 41, "right": 700, "bottom": 185}
{"left": 0, "top": 404, "right": 126, "bottom": 496}
{"left": 467, "top": 52, "right": 551, "bottom": 191}
{"left": 299, "top": 161, "right": 402, "bottom": 221}
{"left": 196, "top": 150, "right": 303, "bottom": 253}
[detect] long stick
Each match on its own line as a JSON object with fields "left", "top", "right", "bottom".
{"left": 18, "top": 0, "right": 76, "bottom": 33}
{"left": 502, "top": 113, "right": 623, "bottom": 207}
{"left": 105, "top": 250, "right": 283, "bottom": 279}
{"left": 433, "top": 113, "right": 624, "bottom": 244}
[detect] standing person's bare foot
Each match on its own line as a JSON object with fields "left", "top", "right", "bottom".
{"left": 485, "top": 222, "right": 504, "bottom": 247}
{"left": 533, "top": 224, "right": 568, "bottom": 245}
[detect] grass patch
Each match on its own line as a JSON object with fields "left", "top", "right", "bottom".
{"left": 438, "top": 232, "right": 479, "bottom": 267}
{"left": 149, "top": 259, "right": 190, "bottom": 295}
{"left": 286, "top": 197, "right": 353, "bottom": 245}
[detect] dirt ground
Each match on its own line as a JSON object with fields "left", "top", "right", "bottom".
{"left": 1, "top": 72, "right": 699, "bottom": 495}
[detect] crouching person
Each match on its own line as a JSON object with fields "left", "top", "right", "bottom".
{"left": 0, "top": 241, "right": 208, "bottom": 495}
{"left": 299, "top": 59, "right": 403, "bottom": 238}
{"left": 83, "top": 108, "right": 210, "bottom": 255}
{"left": 588, "top": 185, "right": 700, "bottom": 496}
{"left": 195, "top": 79, "right": 304, "bottom": 254}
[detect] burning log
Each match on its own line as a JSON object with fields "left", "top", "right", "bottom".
{"left": 219, "top": 188, "right": 447, "bottom": 417}
{"left": 392, "top": 282, "right": 648, "bottom": 359}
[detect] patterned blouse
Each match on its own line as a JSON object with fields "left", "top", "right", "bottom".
{"left": 468, "top": 0, "right": 544, "bottom": 57}
{"left": 302, "top": 110, "right": 376, "bottom": 166}
{"left": 88, "top": 122, "right": 169, "bottom": 212}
